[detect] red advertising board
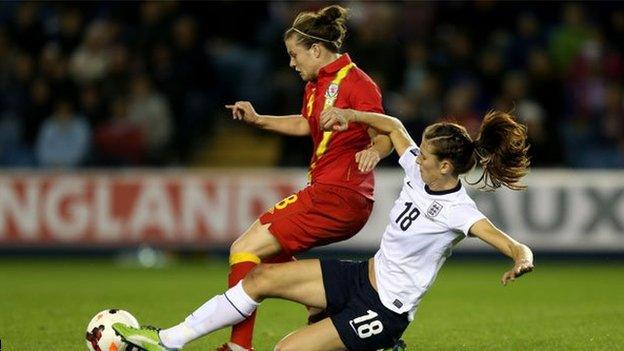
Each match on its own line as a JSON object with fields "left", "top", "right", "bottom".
{"left": 0, "top": 171, "right": 302, "bottom": 248}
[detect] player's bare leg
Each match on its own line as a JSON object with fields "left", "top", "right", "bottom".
{"left": 274, "top": 318, "right": 346, "bottom": 351}
{"left": 230, "top": 220, "right": 283, "bottom": 259}
{"left": 243, "top": 259, "right": 327, "bottom": 309}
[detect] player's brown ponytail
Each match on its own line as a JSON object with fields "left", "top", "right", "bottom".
{"left": 471, "top": 111, "right": 530, "bottom": 190}
{"left": 284, "top": 5, "right": 349, "bottom": 52}
{"left": 423, "top": 111, "right": 529, "bottom": 191}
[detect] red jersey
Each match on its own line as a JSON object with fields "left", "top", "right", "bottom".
{"left": 301, "top": 54, "right": 384, "bottom": 200}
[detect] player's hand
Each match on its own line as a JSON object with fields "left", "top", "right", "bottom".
{"left": 355, "top": 148, "right": 381, "bottom": 172}
{"left": 320, "top": 107, "right": 353, "bottom": 132}
{"left": 225, "top": 101, "right": 261, "bottom": 125}
{"left": 501, "top": 258, "right": 534, "bottom": 286}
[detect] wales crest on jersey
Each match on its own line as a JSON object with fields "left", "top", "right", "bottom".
{"left": 325, "top": 83, "right": 339, "bottom": 105}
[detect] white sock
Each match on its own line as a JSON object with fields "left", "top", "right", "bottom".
{"left": 159, "top": 281, "right": 259, "bottom": 348}
{"left": 159, "top": 323, "right": 198, "bottom": 350}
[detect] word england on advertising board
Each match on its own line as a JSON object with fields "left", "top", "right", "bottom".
{"left": 0, "top": 170, "right": 622, "bottom": 252}
{"left": 0, "top": 171, "right": 303, "bottom": 248}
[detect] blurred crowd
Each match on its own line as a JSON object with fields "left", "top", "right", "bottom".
{"left": 0, "top": 1, "right": 623, "bottom": 169}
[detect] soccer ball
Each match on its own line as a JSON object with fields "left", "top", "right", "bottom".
{"left": 85, "top": 309, "right": 140, "bottom": 351}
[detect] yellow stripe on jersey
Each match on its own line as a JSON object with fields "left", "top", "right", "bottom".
{"left": 314, "top": 62, "right": 355, "bottom": 159}
{"left": 324, "top": 63, "right": 355, "bottom": 109}
{"left": 315, "top": 131, "right": 333, "bottom": 159}
{"left": 229, "top": 252, "right": 261, "bottom": 266}
{"left": 306, "top": 90, "right": 315, "bottom": 117}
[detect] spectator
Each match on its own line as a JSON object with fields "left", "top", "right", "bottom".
{"left": 69, "top": 20, "right": 112, "bottom": 84}
{"left": 549, "top": 4, "right": 593, "bottom": 73}
{"left": 403, "top": 42, "right": 429, "bottom": 94}
{"left": 169, "top": 15, "right": 216, "bottom": 162}
{"left": 23, "top": 78, "right": 52, "bottom": 147}
{"left": 527, "top": 48, "right": 565, "bottom": 122}
{"left": 509, "top": 12, "right": 544, "bottom": 69}
{"left": 494, "top": 71, "right": 561, "bottom": 166}
{"left": 0, "top": 27, "right": 17, "bottom": 95}
{"left": 54, "top": 7, "right": 84, "bottom": 54}
{"left": 35, "top": 99, "right": 90, "bottom": 168}
{"left": 80, "top": 84, "right": 107, "bottom": 126}
{"left": 127, "top": 74, "right": 172, "bottom": 164}
{"left": 0, "top": 2, "right": 621, "bottom": 169}
{"left": 101, "top": 42, "right": 132, "bottom": 100}
{"left": 477, "top": 48, "right": 505, "bottom": 103}
{"left": 443, "top": 81, "right": 481, "bottom": 137}
{"left": 41, "top": 42, "right": 77, "bottom": 102}
{"left": 8, "top": 3, "right": 46, "bottom": 56}
{"left": 0, "top": 112, "right": 34, "bottom": 166}
{"left": 2, "top": 50, "right": 32, "bottom": 115}
{"left": 94, "top": 96, "right": 145, "bottom": 166}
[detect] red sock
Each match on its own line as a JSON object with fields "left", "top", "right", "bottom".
{"left": 229, "top": 261, "right": 258, "bottom": 349}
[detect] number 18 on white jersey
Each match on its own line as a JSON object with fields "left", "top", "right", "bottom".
{"left": 374, "top": 146, "right": 486, "bottom": 320}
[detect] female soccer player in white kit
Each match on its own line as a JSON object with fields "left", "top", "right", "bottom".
{"left": 114, "top": 108, "right": 534, "bottom": 351}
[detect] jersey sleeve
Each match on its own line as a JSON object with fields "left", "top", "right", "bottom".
{"left": 348, "top": 76, "right": 384, "bottom": 113}
{"left": 398, "top": 146, "right": 422, "bottom": 183}
{"left": 447, "top": 201, "right": 487, "bottom": 236}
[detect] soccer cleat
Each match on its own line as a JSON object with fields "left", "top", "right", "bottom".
{"left": 391, "top": 339, "right": 407, "bottom": 351}
{"left": 112, "top": 323, "right": 176, "bottom": 351}
{"left": 215, "top": 342, "right": 254, "bottom": 351}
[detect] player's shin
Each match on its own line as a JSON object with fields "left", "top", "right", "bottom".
{"left": 228, "top": 252, "right": 261, "bottom": 348}
{"left": 159, "top": 282, "right": 259, "bottom": 349}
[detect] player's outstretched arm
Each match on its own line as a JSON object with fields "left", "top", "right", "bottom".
{"left": 320, "top": 107, "right": 416, "bottom": 157}
{"left": 225, "top": 101, "right": 310, "bottom": 136}
{"left": 469, "top": 219, "right": 534, "bottom": 285}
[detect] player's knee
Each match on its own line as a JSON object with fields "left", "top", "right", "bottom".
{"left": 273, "top": 337, "right": 298, "bottom": 351}
{"left": 274, "top": 332, "right": 311, "bottom": 351}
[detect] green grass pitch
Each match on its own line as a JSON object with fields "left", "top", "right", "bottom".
{"left": 1, "top": 257, "right": 623, "bottom": 350}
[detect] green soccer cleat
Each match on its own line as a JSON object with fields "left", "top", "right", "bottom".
{"left": 112, "top": 323, "right": 177, "bottom": 351}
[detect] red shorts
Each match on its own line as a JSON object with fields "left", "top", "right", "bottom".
{"left": 259, "top": 183, "right": 373, "bottom": 255}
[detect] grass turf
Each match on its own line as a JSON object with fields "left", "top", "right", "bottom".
{"left": 0, "top": 257, "right": 623, "bottom": 350}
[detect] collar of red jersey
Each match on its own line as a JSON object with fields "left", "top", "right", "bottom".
{"left": 317, "top": 53, "right": 352, "bottom": 78}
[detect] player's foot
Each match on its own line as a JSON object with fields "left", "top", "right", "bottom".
{"left": 112, "top": 323, "right": 177, "bottom": 351}
{"left": 215, "top": 342, "right": 254, "bottom": 351}
{"left": 392, "top": 339, "right": 407, "bottom": 351}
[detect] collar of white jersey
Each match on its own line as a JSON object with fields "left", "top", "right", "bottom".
{"left": 424, "top": 181, "right": 462, "bottom": 196}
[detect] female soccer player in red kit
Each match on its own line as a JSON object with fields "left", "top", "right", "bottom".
{"left": 221, "top": 5, "right": 393, "bottom": 351}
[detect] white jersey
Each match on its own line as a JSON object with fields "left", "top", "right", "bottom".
{"left": 374, "top": 146, "right": 486, "bottom": 320}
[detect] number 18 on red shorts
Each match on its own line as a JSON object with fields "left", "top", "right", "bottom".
{"left": 259, "top": 183, "right": 373, "bottom": 255}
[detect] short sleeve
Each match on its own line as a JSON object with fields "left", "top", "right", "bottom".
{"left": 398, "top": 146, "right": 421, "bottom": 181}
{"left": 447, "top": 202, "right": 487, "bottom": 236}
{"left": 348, "top": 76, "right": 384, "bottom": 113}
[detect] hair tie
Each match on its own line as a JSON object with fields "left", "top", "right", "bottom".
{"left": 290, "top": 27, "right": 339, "bottom": 47}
